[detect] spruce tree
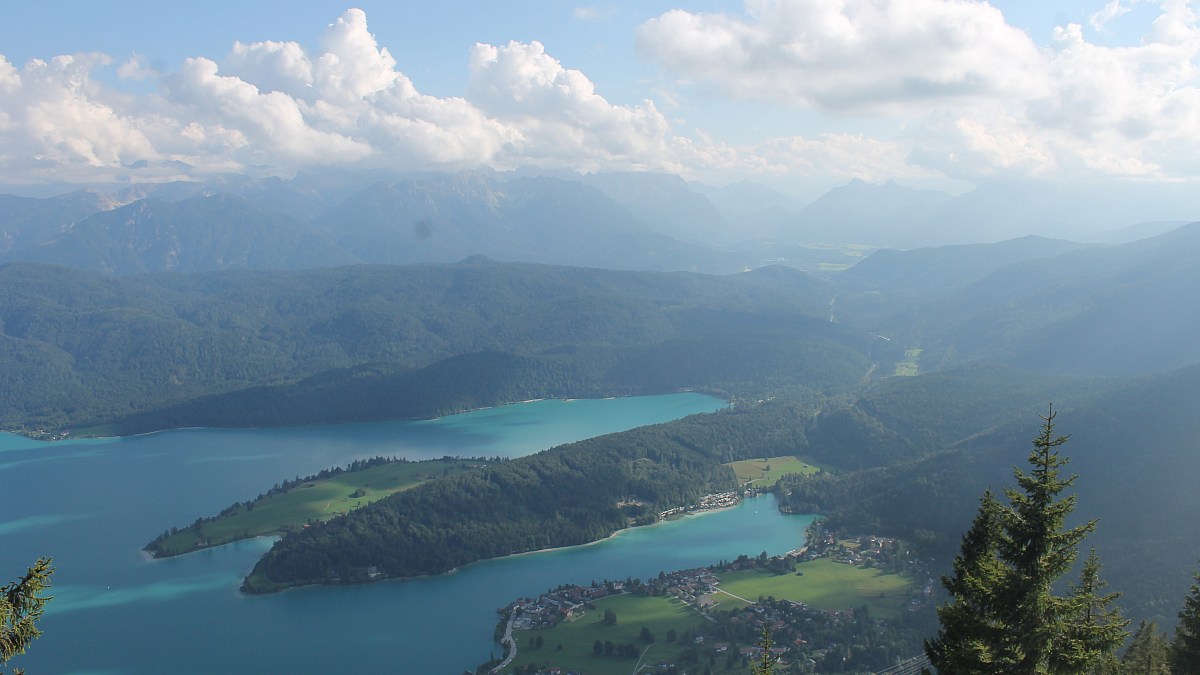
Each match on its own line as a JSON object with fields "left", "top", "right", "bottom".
{"left": 926, "top": 406, "right": 1127, "bottom": 673}
{"left": 1172, "top": 563, "right": 1200, "bottom": 674}
{"left": 1, "top": 558, "right": 54, "bottom": 671}
{"left": 1052, "top": 549, "right": 1128, "bottom": 674}
{"left": 1120, "top": 620, "right": 1171, "bottom": 675}
{"left": 925, "top": 491, "right": 1007, "bottom": 672}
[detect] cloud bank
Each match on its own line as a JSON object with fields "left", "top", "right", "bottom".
{"left": 638, "top": 0, "right": 1200, "bottom": 181}
{"left": 0, "top": 4, "right": 1198, "bottom": 187}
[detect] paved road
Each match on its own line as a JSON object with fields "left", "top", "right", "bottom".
{"left": 489, "top": 610, "right": 518, "bottom": 673}
{"left": 715, "top": 587, "right": 754, "bottom": 604}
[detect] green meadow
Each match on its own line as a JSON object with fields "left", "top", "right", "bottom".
{"left": 507, "top": 592, "right": 704, "bottom": 675}
{"left": 504, "top": 558, "right": 913, "bottom": 673}
{"left": 717, "top": 558, "right": 912, "bottom": 619}
{"left": 148, "top": 458, "right": 488, "bottom": 556}
{"left": 726, "top": 456, "right": 820, "bottom": 487}
{"left": 893, "top": 347, "right": 923, "bottom": 376}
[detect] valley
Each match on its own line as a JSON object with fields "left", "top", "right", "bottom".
{"left": 4, "top": 172, "right": 1200, "bottom": 673}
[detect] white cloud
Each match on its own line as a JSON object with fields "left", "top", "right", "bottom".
{"left": 1, "top": 4, "right": 1198, "bottom": 189}
{"left": 636, "top": 0, "right": 1049, "bottom": 113}
{"left": 0, "top": 9, "right": 722, "bottom": 184}
{"left": 639, "top": 0, "right": 1200, "bottom": 182}
{"left": 1090, "top": 0, "right": 1137, "bottom": 32}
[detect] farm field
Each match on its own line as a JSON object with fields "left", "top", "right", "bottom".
{"left": 726, "top": 456, "right": 820, "bottom": 487}
{"left": 717, "top": 558, "right": 913, "bottom": 619}
{"left": 507, "top": 592, "right": 704, "bottom": 675}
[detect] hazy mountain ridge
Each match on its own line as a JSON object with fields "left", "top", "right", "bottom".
{"left": 317, "top": 172, "right": 750, "bottom": 272}
{"left": 1, "top": 172, "right": 754, "bottom": 274}
{"left": 890, "top": 222, "right": 1200, "bottom": 375}
{"left": 5, "top": 172, "right": 1196, "bottom": 277}
{"left": 831, "top": 235, "right": 1093, "bottom": 326}
{"left": 579, "top": 171, "right": 737, "bottom": 245}
{"left": 4, "top": 195, "right": 353, "bottom": 274}
{"left": 0, "top": 189, "right": 116, "bottom": 254}
{"left": 777, "top": 179, "right": 954, "bottom": 246}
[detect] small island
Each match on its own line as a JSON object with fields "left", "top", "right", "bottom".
{"left": 144, "top": 456, "right": 494, "bottom": 558}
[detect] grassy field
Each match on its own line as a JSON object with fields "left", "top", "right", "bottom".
{"left": 893, "top": 347, "right": 923, "bottom": 376}
{"left": 148, "top": 458, "right": 489, "bottom": 556}
{"left": 726, "top": 456, "right": 820, "bottom": 487}
{"left": 716, "top": 558, "right": 913, "bottom": 619}
{"left": 506, "top": 592, "right": 704, "bottom": 675}
{"left": 502, "top": 558, "right": 914, "bottom": 673}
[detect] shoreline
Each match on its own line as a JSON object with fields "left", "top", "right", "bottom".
{"left": 15, "top": 391, "right": 726, "bottom": 442}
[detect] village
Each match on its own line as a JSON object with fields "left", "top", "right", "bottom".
{"left": 489, "top": 525, "right": 935, "bottom": 674}
{"left": 657, "top": 490, "right": 743, "bottom": 519}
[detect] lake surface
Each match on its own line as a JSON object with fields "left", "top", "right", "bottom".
{"left": 0, "top": 394, "right": 814, "bottom": 673}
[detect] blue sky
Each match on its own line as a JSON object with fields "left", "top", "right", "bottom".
{"left": 1, "top": 1, "right": 1197, "bottom": 196}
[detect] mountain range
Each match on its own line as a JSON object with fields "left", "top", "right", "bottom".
{"left": 5, "top": 171, "right": 1197, "bottom": 278}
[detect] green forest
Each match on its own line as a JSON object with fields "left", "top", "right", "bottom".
{"left": 244, "top": 400, "right": 812, "bottom": 591}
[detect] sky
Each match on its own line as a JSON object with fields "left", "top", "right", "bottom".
{"left": 1, "top": 0, "right": 1198, "bottom": 198}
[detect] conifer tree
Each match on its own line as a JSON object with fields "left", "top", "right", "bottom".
{"left": 1172, "top": 563, "right": 1200, "bottom": 674}
{"left": 1052, "top": 549, "right": 1128, "bottom": 674}
{"left": 1120, "top": 620, "right": 1171, "bottom": 675}
{"left": 925, "top": 491, "right": 1007, "bottom": 672}
{"left": 925, "top": 406, "right": 1127, "bottom": 673}
{"left": 751, "top": 625, "right": 780, "bottom": 675}
{"left": 1, "top": 558, "right": 54, "bottom": 673}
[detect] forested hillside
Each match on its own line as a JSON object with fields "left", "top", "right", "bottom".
{"left": 246, "top": 399, "right": 812, "bottom": 590}
{"left": 777, "top": 364, "right": 1200, "bottom": 624}
{"left": 851, "top": 223, "right": 1200, "bottom": 375}
{"left": 0, "top": 259, "right": 880, "bottom": 433}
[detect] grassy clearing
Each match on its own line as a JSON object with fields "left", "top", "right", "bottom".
{"left": 717, "top": 558, "right": 912, "bottom": 619}
{"left": 893, "top": 347, "right": 923, "bottom": 377}
{"left": 149, "top": 458, "right": 489, "bottom": 556}
{"left": 507, "top": 593, "right": 704, "bottom": 675}
{"left": 726, "top": 456, "right": 820, "bottom": 487}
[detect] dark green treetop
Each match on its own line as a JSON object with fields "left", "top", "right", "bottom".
{"left": 1119, "top": 620, "right": 1171, "bottom": 675}
{"left": 1172, "top": 563, "right": 1200, "bottom": 674}
{"left": 925, "top": 406, "right": 1128, "bottom": 674}
{"left": 1, "top": 558, "right": 54, "bottom": 675}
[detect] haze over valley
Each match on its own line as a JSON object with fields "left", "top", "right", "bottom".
{"left": 3, "top": 2, "right": 1200, "bottom": 674}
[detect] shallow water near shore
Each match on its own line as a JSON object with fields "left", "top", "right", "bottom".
{"left": 1, "top": 393, "right": 813, "bottom": 674}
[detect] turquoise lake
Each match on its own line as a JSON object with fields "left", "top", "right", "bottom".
{"left": 0, "top": 393, "right": 815, "bottom": 673}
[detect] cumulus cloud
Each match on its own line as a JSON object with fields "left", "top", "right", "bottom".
{"left": 640, "top": 0, "right": 1200, "bottom": 181}
{"left": 636, "top": 0, "right": 1048, "bottom": 113}
{"left": 0, "top": 9, "right": 719, "bottom": 185}
{"left": 466, "top": 40, "right": 687, "bottom": 171}
{"left": 1, "top": 4, "right": 1198, "bottom": 188}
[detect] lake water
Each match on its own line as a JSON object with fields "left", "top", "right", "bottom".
{"left": 0, "top": 394, "right": 814, "bottom": 673}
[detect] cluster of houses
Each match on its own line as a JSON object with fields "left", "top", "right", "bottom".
{"left": 501, "top": 583, "right": 622, "bottom": 630}
{"left": 657, "top": 490, "right": 741, "bottom": 519}
{"left": 492, "top": 529, "right": 935, "bottom": 673}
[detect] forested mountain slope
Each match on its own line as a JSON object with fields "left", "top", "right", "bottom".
{"left": 834, "top": 223, "right": 1200, "bottom": 376}
{"left": 779, "top": 364, "right": 1200, "bottom": 624}
{"left": 0, "top": 259, "right": 879, "bottom": 433}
